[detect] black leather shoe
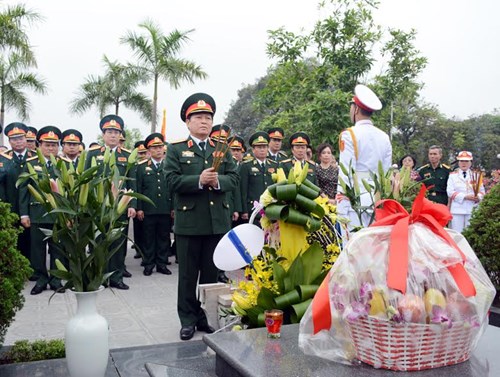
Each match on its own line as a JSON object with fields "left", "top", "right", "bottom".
{"left": 143, "top": 267, "right": 153, "bottom": 276}
{"left": 30, "top": 284, "right": 47, "bottom": 295}
{"left": 28, "top": 275, "right": 38, "bottom": 282}
{"left": 123, "top": 269, "right": 132, "bottom": 278}
{"left": 218, "top": 272, "right": 229, "bottom": 284}
{"left": 110, "top": 281, "right": 129, "bottom": 290}
{"left": 166, "top": 260, "right": 172, "bottom": 265}
{"left": 196, "top": 324, "right": 215, "bottom": 334}
{"left": 156, "top": 265, "right": 172, "bottom": 275}
{"left": 180, "top": 325, "right": 195, "bottom": 341}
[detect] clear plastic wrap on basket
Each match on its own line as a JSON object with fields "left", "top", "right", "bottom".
{"left": 299, "top": 189, "right": 496, "bottom": 371}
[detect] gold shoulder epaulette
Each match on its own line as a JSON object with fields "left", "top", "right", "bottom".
{"left": 89, "top": 144, "right": 101, "bottom": 150}
{"left": 59, "top": 156, "right": 72, "bottom": 163}
{"left": 281, "top": 158, "right": 292, "bottom": 163}
{"left": 442, "top": 164, "right": 451, "bottom": 169}
{"left": 121, "top": 147, "right": 131, "bottom": 153}
{"left": 138, "top": 159, "right": 148, "bottom": 165}
{"left": 266, "top": 158, "right": 279, "bottom": 165}
{"left": 243, "top": 157, "right": 255, "bottom": 164}
{"left": 171, "top": 138, "right": 187, "bottom": 145}
{"left": 278, "top": 151, "right": 287, "bottom": 157}
{"left": 26, "top": 156, "right": 38, "bottom": 162}
{"left": 0, "top": 152, "right": 12, "bottom": 160}
{"left": 417, "top": 164, "right": 429, "bottom": 171}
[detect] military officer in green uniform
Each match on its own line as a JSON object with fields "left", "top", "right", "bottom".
{"left": 2, "top": 122, "right": 37, "bottom": 271}
{"left": 136, "top": 133, "right": 172, "bottom": 276}
{"left": 132, "top": 140, "right": 148, "bottom": 260}
{"left": 267, "top": 127, "right": 288, "bottom": 163}
{"left": 229, "top": 136, "right": 245, "bottom": 226}
{"left": 85, "top": 115, "right": 136, "bottom": 290}
{"left": 417, "top": 145, "right": 451, "bottom": 205}
{"left": 165, "top": 93, "right": 239, "bottom": 341}
{"left": 19, "top": 126, "right": 67, "bottom": 294}
{"left": 281, "top": 131, "right": 317, "bottom": 184}
{"left": 25, "top": 126, "right": 38, "bottom": 151}
{"left": 240, "top": 131, "right": 278, "bottom": 222}
{"left": 60, "top": 129, "right": 83, "bottom": 168}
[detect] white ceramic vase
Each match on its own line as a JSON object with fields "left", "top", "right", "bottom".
{"left": 65, "top": 286, "right": 109, "bottom": 377}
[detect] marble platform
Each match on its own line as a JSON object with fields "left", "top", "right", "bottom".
{"left": 203, "top": 324, "right": 500, "bottom": 377}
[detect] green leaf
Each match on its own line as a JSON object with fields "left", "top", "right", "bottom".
{"left": 300, "top": 243, "right": 323, "bottom": 284}
{"left": 274, "top": 289, "right": 301, "bottom": 309}
{"left": 286, "top": 253, "right": 304, "bottom": 290}
{"left": 290, "top": 298, "right": 312, "bottom": 323}
{"left": 272, "top": 260, "right": 286, "bottom": 294}
{"left": 257, "top": 287, "right": 276, "bottom": 309}
{"left": 275, "top": 184, "right": 297, "bottom": 201}
{"left": 297, "top": 285, "right": 320, "bottom": 300}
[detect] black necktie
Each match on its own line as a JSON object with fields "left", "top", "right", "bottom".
{"left": 16, "top": 154, "right": 23, "bottom": 161}
{"left": 463, "top": 171, "right": 467, "bottom": 179}
{"left": 199, "top": 141, "right": 205, "bottom": 151}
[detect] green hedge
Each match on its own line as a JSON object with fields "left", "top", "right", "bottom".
{"left": 0, "top": 202, "right": 32, "bottom": 346}
{"left": 463, "top": 184, "right": 500, "bottom": 295}
{"left": 0, "top": 339, "right": 65, "bottom": 364}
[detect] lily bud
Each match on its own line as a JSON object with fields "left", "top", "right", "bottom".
{"left": 77, "top": 151, "right": 86, "bottom": 174}
{"left": 46, "top": 193, "right": 57, "bottom": 209}
{"left": 50, "top": 179, "right": 60, "bottom": 194}
{"left": 116, "top": 191, "right": 133, "bottom": 216}
{"left": 55, "top": 258, "right": 68, "bottom": 272}
{"left": 78, "top": 183, "right": 89, "bottom": 206}
{"left": 28, "top": 184, "right": 46, "bottom": 205}
{"left": 96, "top": 182, "right": 104, "bottom": 203}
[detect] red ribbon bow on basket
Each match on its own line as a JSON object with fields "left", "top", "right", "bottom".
{"left": 371, "top": 185, "right": 476, "bottom": 298}
{"left": 311, "top": 186, "right": 475, "bottom": 335}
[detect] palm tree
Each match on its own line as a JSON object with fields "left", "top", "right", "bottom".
{"left": 121, "top": 19, "right": 208, "bottom": 133}
{"left": 0, "top": 4, "right": 43, "bottom": 56}
{"left": 69, "top": 55, "right": 153, "bottom": 123}
{"left": 0, "top": 52, "right": 48, "bottom": 145}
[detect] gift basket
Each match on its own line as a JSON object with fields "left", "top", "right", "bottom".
{"left": 299, "top": 187, "right": 496, "bottom": 371}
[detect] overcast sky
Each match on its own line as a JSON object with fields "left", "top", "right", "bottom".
{"left": 2, "top": 0, "right": 499, "bottom": 145}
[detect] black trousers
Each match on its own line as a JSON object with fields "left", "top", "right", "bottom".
{"left": 30, "top": 224, "right": 63, "bottom": 287}
{"left": 176, "top": 234, "right": 221, "bottom": 327}
{"left": 142, "top": 213, "right": 171, "bottom": 268}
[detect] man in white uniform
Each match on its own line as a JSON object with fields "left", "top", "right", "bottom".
{"left": 446, "top": 151, "right": 484, "bottom": 233}
{"left": 337, "top": 84, "right": 392, "bottom": 234}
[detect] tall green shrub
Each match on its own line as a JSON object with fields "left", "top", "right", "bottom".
{"left": 0, "top": 202, "right": 32, "bottom": 346}
{"left": 463, "top": 184, "right": 500, "bottom": 292}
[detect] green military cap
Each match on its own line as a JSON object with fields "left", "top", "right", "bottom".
{"left": 180, "top": 93, "right": 216, "bottom": 122}
{"left": 4, "top": 122, "right": 28, "bottom": 139}
{"left": 61, "top": 129, "right": 83, "bottom": 144}
{"left": 134, "top": 140, "right": 146, "bottom": 151}
{"left": 229, "top": 136, "right": 245, "bottom": 150}
{"left": 37, "top": 126, "right": 62, "bottom": 142}
{"left": 145, "top": 133, "right": 165, "bottom": 148}
{"left": 249, "top": 131, "right": 270, "bottom": 146}
{"left": 99, "top": 114, "right": 124, "bottom": 133}
{"left": 210, "top": 124, "right": 230, "bottom": 142}
{"left": 26, "top": 126, "right": 38, "bottom": 141}
{"left": 289, "top": 131, "right": 310, "bottom": 146}
{"left": 267, "top": 127, "right": 285, "bottom": 140}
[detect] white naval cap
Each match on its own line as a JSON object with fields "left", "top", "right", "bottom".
{"left": 353, "top": 84, "right": 382, "bottom": 112}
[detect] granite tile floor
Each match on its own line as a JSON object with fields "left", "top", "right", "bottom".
{"left": 4, "top": 242, "right": 244, "bottom": 349}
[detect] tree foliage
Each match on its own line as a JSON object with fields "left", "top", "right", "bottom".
{"left": 69, "top": 55, "right": 152, "bottom": 125}
{"left": 121, "top": 19, "right": 208, "bottom": 132}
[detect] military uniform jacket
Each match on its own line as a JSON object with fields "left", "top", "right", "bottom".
{"left": 0, "top": 149, "right": 37, "bottom": 213}
{"left": 240, "top": 157, "right": 278, "bottom": 214}
{"left": 19, "top": 156, "right": 67, "bottom": 224}
{"left": 418, "top": 163, "right": 451, "bottom": 205}
{"left": 281, "top": 158, "right": 318, "bottom": 185}
{"left": 228, "top": 159, "right": 243, "bottom": 214}
{"left": 85, "top": 146, "right": 137, "bottom": 207}
{"left": 165, "top": 137, "right": 239, "bottom": 236}
{"left": 267, "top": 150, "right": 288, "bottom": 163}
{"left": 136, "top": 158, "right": 171, "bottom": 215}
{"left": 446, "top": 169, "right": 485, "bottom": 215}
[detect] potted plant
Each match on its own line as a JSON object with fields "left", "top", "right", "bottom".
{"left": 17, "top": 148, "right": 151, "bottom": 377}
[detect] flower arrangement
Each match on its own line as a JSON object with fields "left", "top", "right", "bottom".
{"left": 17, "top": 148, "right": 152, "bottom": 293}
{"left": 231, "top": 162, "right": 341, "bottom": 327}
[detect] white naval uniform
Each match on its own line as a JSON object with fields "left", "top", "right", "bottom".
{"left": 446, "top": 169, "right": 485, "bottom": 233}
{"left": 337, "top": 119, "right": 392, "bottom": 232}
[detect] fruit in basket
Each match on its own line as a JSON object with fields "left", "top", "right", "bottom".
{"left": 446, "top": 292, "right": 475, "bottom": 320}
{"left": 369, "top": 288, "right": 388, "bottom": 318}
{"left": 424, "top": 288, "right": 447, "bottom": 315}
{"left": 397, "top": 294, "right": 426, "bottom": 323}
